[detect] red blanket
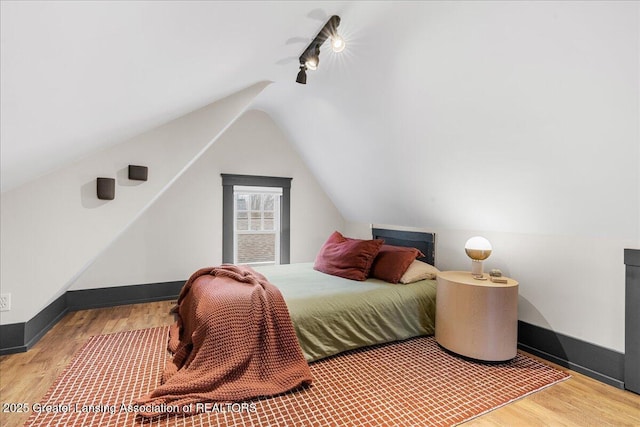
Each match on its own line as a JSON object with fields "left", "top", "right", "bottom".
{"left": 136, "top": 265, "right": 312, "bottom": 417}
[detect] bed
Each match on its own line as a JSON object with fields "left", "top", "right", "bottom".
{"left": 255, "top": 227, "right": 438, "bottom": 362}
{"left": 137, "top": 227, "right": 438, "bottom": 415}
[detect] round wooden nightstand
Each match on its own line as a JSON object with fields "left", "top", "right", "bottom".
{"left": 435, "top": 271, "right": 519, "bottom": 362}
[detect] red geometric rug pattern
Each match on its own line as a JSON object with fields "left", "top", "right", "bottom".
{"left": 24, "top": 326, "right": 569, "bottom": 426}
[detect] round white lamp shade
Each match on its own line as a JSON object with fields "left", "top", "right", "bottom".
{"left": 465, "top": 236, "right": 492, "bottom": 278}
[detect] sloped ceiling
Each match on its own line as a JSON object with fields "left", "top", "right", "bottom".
{"left": 2, "top": 1, "right": 638, "bottom": 238}
{"left": 0, "top": 0, "right": 365, "bottom": 191}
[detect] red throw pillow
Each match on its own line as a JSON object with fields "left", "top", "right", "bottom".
{"left": 370, "top": 245, "right": 425, "bottom": 284}
{"left": 314, "top": 231, "right": 384, "bottom": 281}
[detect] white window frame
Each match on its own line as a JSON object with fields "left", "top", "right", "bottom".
{"left": 233, "top": 186, "right": 282, "bottom": 265}
{"left": 221, "top": 174, "right": 291, "bottom": 265}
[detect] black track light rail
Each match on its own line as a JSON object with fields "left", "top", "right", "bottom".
{"left": 299, "top": 15, "right": 341, "bottom": 66}
{"left": 296, "top": 15, "right": 341, "bottom": 84}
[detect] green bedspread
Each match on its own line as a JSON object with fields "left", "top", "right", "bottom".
{"left": 254, "top": 262, "right": 437, "bottom": 362}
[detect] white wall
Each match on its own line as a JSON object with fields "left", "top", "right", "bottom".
{"left": 345, "top": 222, "right": 634, "bottom": 353}
{"left": 0, "top": 83, "right": 269, "bottom": 324}
{"left": 264, "top": 2, "right": 638, "bottom": 354}
{"left": 70, "top": 109, "right": 344, "bottom": 289}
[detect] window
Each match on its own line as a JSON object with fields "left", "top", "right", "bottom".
{"left": 234, "top": 186, "right": 282, "bottom": 264}
{"left": 221, "top": 174, "right": 292, "bottom": 265}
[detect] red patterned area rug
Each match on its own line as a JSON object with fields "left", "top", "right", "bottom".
{"left": 25, "top": 326, "right": 569, "bottom": 427}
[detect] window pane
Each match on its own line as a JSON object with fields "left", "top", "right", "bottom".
{"left": 264, "top": 195, "right": 274, "bottom": 211}
{"left": 236, "top": 211, "right": 248, "bottom": 231}
{"left": 228, "top": 181, "right": 287, "bottom": 265}
{"left": 251, "top": 194, "right": 261, "bottom": 210}
{"left": 236, "top": 195, "right": 248, "bottom": 211}
{"left": 237, "top": 233, "right": 276, "bottom": 264}
{"left": 264, "top": 211, "right": 274, "bottom": 230}
{"left": 250, "top": 212, "right": 262, "bottom": 230}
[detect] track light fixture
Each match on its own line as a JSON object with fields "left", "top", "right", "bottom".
{"left": 296, "top": 65, "right": 307, "bottom": 84}
{"left": 296, "top": 15, "right": 344, "bottom": 84}
{"left": 305, "top": 45, "right": 320, "bottom": 70}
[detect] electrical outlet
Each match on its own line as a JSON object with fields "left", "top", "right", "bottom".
{"left": 0, "top": 293, "right": 11, "bottom": 311}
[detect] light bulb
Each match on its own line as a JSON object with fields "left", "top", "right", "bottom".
{"left": 464, "top": 236, "right": 492, "bottom": 261}
{"left": 331, "top": 34, "right": 346, "bottom": 53}
{"left": 305, "top": 56, "right": 318, "bottom": 71}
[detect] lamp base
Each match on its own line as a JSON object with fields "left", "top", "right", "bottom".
{"left": 471, "top": 260, "right": 485, "bottom": 279}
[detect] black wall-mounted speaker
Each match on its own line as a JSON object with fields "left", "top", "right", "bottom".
{"left": 97, "top": 177, "right": 115, "bottom": 200}
{"left": 128, "top": 165, "right": 148, "bottom": 181}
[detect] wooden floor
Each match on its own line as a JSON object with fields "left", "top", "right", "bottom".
{"left": 1, "top": 301, "right": 639, "bottom": 427}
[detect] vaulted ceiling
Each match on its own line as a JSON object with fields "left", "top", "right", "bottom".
{"left": 2, "top": 1, "right": 404, "bottom": 193}
{"left": 1, "top": 1, "right": 358, "bottom": 191}
{"left": 2, "top": 1, "right": 637, "bottom": 236}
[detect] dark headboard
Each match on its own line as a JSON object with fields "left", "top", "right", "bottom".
{"left": 372, "top": 228, "right": 436, "bottom": 267}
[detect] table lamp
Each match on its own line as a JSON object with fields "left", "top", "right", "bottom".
{"left": 465, "top": 236, "right": 492, "bottom": 279}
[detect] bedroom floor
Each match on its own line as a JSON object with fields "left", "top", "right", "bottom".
{"left": 1, "top": 301, "right": 638, "bottom": 427}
